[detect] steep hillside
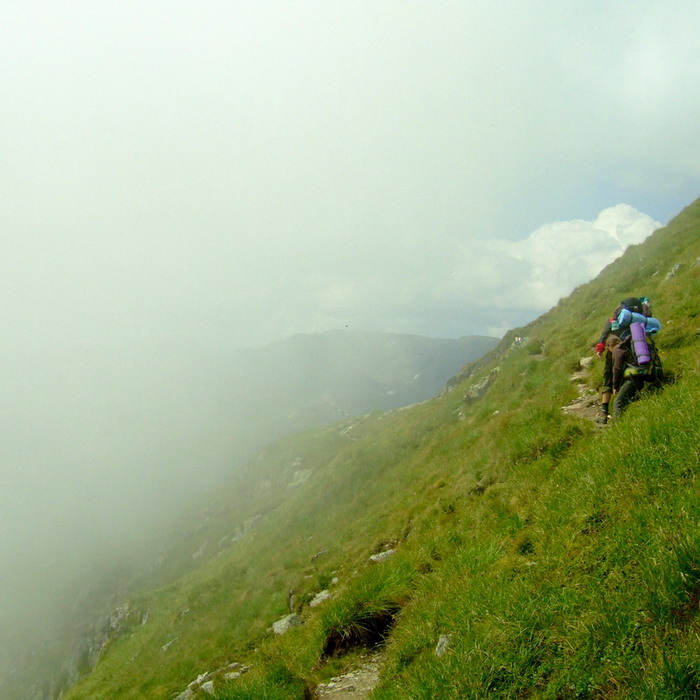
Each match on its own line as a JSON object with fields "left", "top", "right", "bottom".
{"left": 61, "top": 199, "right": 700, "bottom": 699}
{"left": 1, "top": 331, "right": 497, "bottom": 700}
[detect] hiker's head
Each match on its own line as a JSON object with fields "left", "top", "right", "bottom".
{"left": 606, "top": 335, "right": 621, "bottom": 351}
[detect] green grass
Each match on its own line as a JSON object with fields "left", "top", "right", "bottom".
{"left": 64, "top": 198, "right": 700, "bottom": 699}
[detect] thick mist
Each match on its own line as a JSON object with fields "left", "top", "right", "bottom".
{"left": 0, "top": 339, "right": 238, "bottom": 648}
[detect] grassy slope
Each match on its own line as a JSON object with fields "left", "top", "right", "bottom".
{"left": 65, "top": 199, "right": 700, "bottom": 699}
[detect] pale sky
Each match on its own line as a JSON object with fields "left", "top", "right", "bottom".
{"left": 1, "top": 1, "right": 699, "bottom": 672}
{"left": 2, "top": 1, "right": 698, "bottom": 354}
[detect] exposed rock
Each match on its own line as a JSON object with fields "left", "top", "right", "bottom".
{"left": 192, "top": 540, "right": 208, "bottom": 562}
{"left": 108, "top": 603, "right": 130, "bottom": 635}
{"left": 160, "top": 637, "right": 179, "bottom": 653}
{"left": 563, "top": 357, "right": 606, "bottom": 426}
{"left": 339, "top": 422, "right": 358, "bottom": 436}
{"left": 314, "top": 654, "right": 383, "bottom": 698}
{"left": 272, "top": 613, "right": 302, "bottom": 635}
{"left": 222, "top": 663, "right": 252, "bottom": 682}
{"left": 174, "top": 662, "right": 251, "bottom": 699}
{"left": 464, "top": 367, "right": 500, "bottom": 402}
{"left": 189, "top": 672, "right": 211, "bottom": 688}
{"left": 579, "top": 356, "right": 594, "bottom": 369}
{"left": 288, "top": 469, "right": 312, "bottom": 488}
{"left": 225, "top": 661, "right": 247, "bottom": 672}
{"left": 665, "top": 263, "right": 682, "bottom": 280}
{"left": 562, "top": 391, "right": 603, "bottom": 424}
{"left": 310, "top": 590, "right": 332, "bottom": 607}
{"left": 369, "top": 549, "right": 395, "bottom": 563}
{"left": 435, "top": 634, "right": 450, "bottom": 657}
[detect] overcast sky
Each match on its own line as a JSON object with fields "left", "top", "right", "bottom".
{"left": 2, "top": 1, "right": 700, "bottom": 674}
{"left": 2, "top": 1, "right": 699, "bottom": 354}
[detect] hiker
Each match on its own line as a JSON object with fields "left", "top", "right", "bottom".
{"left": 594, "top": 296, "right": 657, "bottom": 424}
{"left": 607, "top": 333, "right": 658, "bottom": 418}
{"left": 594, "top": 297, "right": 662, "bottom": 422}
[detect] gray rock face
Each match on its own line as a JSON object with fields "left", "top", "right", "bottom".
{"left": 464, "top": 367, "right": 500, "bottom": 401}
{"left": 435, "top": 634, "right": 451, "bottom": 657}
{"left": 369, "top": 549, "right": 395, "bottom": 563}
{"left": 288, "top": 469, "right": 312, "bottom": 487}
{"left": 314, "top": 655, "right": 383, "bottom": 698}
{"left": 173, "top": 662, "right": 251, "bottom": 699}
{"left": 108, "top": 603, "right": 130, "bottom": 635}
{"left": 272, "top": 613, "right": 302, "bottom": 635}
{"left": 309, "top": 590, "right": 332, "bottom": 607}
{"left": 160, "top": 637, "right": 179, "bottom": 653}
{"left": 665, "top": 263, "right": 682, "bottom": 280}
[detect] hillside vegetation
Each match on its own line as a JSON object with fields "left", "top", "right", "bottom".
{"left": 65, "top": 199, "right": 700, "bottom": 699}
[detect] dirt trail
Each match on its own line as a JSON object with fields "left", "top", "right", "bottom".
{"left": 562, "top": 356, "right": 607, "bottom": 426}
{"left": 313, "top": 654, "right": 383, "bottom": 699}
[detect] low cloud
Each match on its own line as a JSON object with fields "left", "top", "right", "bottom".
{"left": 443, "top": 205, "right": 661, "bottom": 331}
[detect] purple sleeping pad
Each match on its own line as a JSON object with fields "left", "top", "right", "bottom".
{"left": 630, "top": 321, "right": 650, "bottom": 364}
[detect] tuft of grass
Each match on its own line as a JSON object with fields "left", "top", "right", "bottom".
{"left": 319, "top": 560, "right": 414, "bottom": 660}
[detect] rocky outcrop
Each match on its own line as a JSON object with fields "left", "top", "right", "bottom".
{"left": 369, "top": 549, "right": 395, "bottom": 564}
{"left": 23, "top": 601, "right": 137, "bottom": 700}
{"left": 314, "top": 654, "right": 383, "bottom": 698}
{"left": 435, "top": 634, "right": 450, "bottom": 657}
{"left": 562, "top": 356, "right": 605, "bottom": 425}
{"left": 272, "top": 613, "right": 302, "bottom": 635}
{"left": 464, "top": 367, "right": 500, "bottom": 401}
{"left": 310, "top": 590, "right": 332, "bottom": 607}
{"left": 665, "top": 263, "right": 682, "bottom": 280}
{"left": 288, "top": 469, "right": 312, "bottom": 488}
{"left": 174, "top": 662, "right": 251, "bottom": 700}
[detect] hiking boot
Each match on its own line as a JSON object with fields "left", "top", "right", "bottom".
{"left": 595, "top": 410, "right": 608, "bottom": 425}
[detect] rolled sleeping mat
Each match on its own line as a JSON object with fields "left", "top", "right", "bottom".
{"left": 630, "top": 321, "right": 651, "bottom": 364}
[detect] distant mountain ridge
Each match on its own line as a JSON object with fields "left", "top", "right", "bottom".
{"left": 147, "top": 329, "right": 500, "bottom": 484}
{"left": 225, "top": 329, "right": 499, "bottom": 438}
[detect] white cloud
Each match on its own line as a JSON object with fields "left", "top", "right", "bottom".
{"left": 441, "top": 205, "right": 661, "bottom": 317}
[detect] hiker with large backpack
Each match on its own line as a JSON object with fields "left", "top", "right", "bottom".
{"left": 594, "top": 296, "right": 662, "bottom": 423}
{"left": 605, "top": 328, "right": 662, "bottom": 418}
